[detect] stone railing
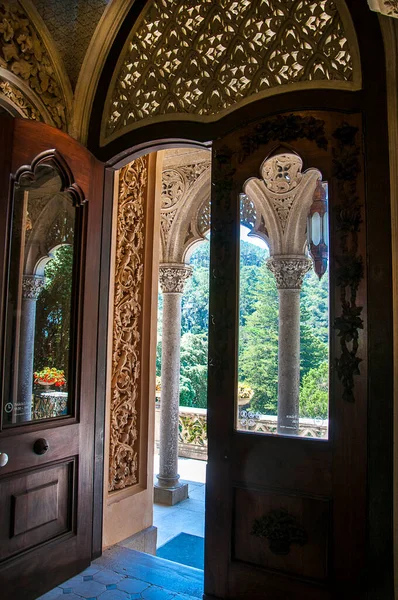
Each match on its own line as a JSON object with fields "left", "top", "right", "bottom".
{"left": 155, "top": 402, "right": 328, "bottom": 462}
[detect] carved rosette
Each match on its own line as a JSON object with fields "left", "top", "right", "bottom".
{"left": 109, "top": 156, "right": 148, "bottom": 492}
{"left": 159, "top": 264, "right": 192, "bottom": 294}
{"left": 266, "top": 256, "right": 312, "bottom": 290}
{"left": 22, "top": 275, "right": 45, "bottom": 299}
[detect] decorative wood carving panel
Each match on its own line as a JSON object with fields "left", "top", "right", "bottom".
{"left": 0, "top": 1, "right": 66, "bottom": 128}
{"left": 233, "top": 486, "right": 330, "bottom": 581}
{"left": 109, "top": 156, "right": 148, "bottom": 492}
{"left": 104, "top": 0, "right": 359, "bottom": 141}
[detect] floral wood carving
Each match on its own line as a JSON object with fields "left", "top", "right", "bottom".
{"left": 0, "top": 1, "right": 66, "bottom": 128}
{"left": 0, "top": 79, "right": 41, "bottom": 120}
{"left": 109, "top": 156, "right": 148, "bottom": 492}
{"left": 251, "top": 509, "right": 308, "bottom": 556}
{"left": 105, "top": 0, "right": 355, "bottom": 139}
{"left": 332, "top": 123, "right": 363, "bottom": 403}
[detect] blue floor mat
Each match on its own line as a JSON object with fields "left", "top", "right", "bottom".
{"left": 157, "top": 533, "right": 204, "bottom": 570}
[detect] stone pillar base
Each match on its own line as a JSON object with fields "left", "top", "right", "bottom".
{"left": 154, "top": 482, "right": 189, "bottom": 506}
{"left": 118, "top": 525, "right": 158, "bottom": 555}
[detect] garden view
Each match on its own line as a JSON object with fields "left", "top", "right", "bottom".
{"left": 157, "top": 230, "right": 329, "bottom": 420}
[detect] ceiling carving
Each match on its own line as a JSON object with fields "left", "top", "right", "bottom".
{"left": 103, "top": 0, "right": 360, "bottom": 143}
{"left": 33, "top": 0, "right": 110, "bottom": 89}
{"left": 0, "top": 0, "right": 66, "bottom": 127}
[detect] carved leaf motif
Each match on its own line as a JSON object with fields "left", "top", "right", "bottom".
{"left": 109, "top": 157, "right": 148, "bottom": 492}
{"left": 332, "top": 123, "right": 364, "bottom": 402}
{"left": 106, "top": 0, "right": 353, "bottom": 137}
{"left": 0, "top": 2, "right": 66, "bottom": 128}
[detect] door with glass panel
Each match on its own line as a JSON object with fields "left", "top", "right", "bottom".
{"left": 0, "top": 117, "right": 104, "bottom": 600}
{"left": 205, "top": 111, "right": 369, "bottom": 599}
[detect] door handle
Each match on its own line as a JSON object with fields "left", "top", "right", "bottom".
{"left": 33, "top": 438, "right": 49, "bottom": 455}
{"left": 0, "top": 452, "right": 9, "bottom": 467}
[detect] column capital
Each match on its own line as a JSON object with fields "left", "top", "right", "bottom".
{"left": 267, "top": 255, "right": 312, "bottom": 290}
{"left": 368, "top": 0, "right": 398, "bottom": 19}
{"left": 22, "top": 275, "right": 45, "bottom": 299}
{"left": 159, "top": 264, "right": 192, "bottom": 294}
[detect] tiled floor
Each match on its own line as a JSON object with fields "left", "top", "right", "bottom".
{"left": 37, "top": 546, "right": 203, "bottom": 600}
{"left": 153, "top": 456, "right": 206, "bottom": 548}
{"left": 37, "top": 458, "right": 207, "bottom": 600}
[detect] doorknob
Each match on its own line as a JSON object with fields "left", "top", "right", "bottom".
{"left": 0, "top": 452, "right": 9, "bottom": 467}
{"left": 33, "top": 438, "right": 49, "bottom": 455}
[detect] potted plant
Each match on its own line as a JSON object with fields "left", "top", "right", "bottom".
{"left": 238, "top": 382, "right": 254, "bottom": 406}
{"left": 34, "top": 367, "right": 66, "bottom": 389}
{"left": 155, "top": 376, "right": 161, "bottom": 397}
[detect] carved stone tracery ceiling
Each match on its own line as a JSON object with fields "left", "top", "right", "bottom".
{"left": 0, "top": 1, "right": 66, "bottom": 127}
{"left": 109, "top": 156, "right": 147, "bottom": 492}
{"left": 105, "top": 0, "right": 357, "bottom": 141}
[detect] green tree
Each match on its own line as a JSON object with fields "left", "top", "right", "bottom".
{"left": 239, "top": 263, "right": 329, "bottom": 415}
{"left": 239, "top": 263, "right": 279, "bottom": 414}
{"left": 34, "top": 245, "right": 73, "bottom": 380}
{"left": 179, "top": 332, "right": 208, "bottom": 408}
{"left": 299, "top": 361, "right": 329, "bottom": 419}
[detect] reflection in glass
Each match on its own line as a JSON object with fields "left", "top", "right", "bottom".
{"left": 236, "top": 153, "right": 329, "bottom": 440}
{"left": 3, "top": 163, "right": 75, "bottom": 425}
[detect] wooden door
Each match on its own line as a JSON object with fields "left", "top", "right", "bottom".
{"left": 204, "top": 110, "right": 393, "bottom": 599}
{"left": 0, "top": 117, "right": 104, "bottom": 600}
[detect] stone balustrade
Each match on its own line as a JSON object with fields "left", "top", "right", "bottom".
{"left": 154, "top": 401, "right": 328, "bottom": 462}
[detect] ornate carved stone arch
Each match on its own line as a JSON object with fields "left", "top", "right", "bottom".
{"left": 160, "top": 150, "right": 211, "bottom": 264}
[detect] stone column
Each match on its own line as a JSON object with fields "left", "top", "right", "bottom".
{"left": 17, "top": 275, "right": 45, "bottom": 422}
{"left": 267, "top": 256, "right": 311, "bottom": 436}
{"left": 154, "top": 264, "right": 192, "bottom": 505}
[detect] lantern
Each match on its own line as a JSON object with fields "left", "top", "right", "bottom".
{"left": 307, "top": 179, "right": 328, "bottom": 279}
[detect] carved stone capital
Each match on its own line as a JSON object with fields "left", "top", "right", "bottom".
{"left": 267, "top": 256, "right": 312, "bottom": 290}
{"left": 368, "top": 0, "right": 398, "bottom": 18}
{"left": 159, "top": 264, "right": 192, "bottom": 294}
{"left": 22, "top": 275, "right": 45, "bottom": 299}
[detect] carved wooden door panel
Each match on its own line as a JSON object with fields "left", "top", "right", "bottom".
{"left": 205, "top": 109, "right": 391, "bottom": 599}
{"left": 0, "top": 117, "right": 104, "bottom": 599}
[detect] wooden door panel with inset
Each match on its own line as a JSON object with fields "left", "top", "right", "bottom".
{"left": 0, "top": 459, "right": 75, "bottom": 561}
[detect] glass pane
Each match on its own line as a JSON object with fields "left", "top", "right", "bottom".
{"left": 236, "top": 156, "right": 329, "bottom": 440}
{"left": 2, "top": 163, "right": 76, "bottom": 426}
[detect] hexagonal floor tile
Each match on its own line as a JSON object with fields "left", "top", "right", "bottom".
{"left": 116, "top": 578, "right": 149, "bottom": 595}
{"left": 71, "top": 579, "right": 106, "bottom": 598}
{"left": 141, "top": 585, "right": 175, "bottom": 600}
{"left": 98, "top": 589, "right": 130, "bottom": 600}
{"left": 93, "top": 569, "right": 125, "bottom": 586}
